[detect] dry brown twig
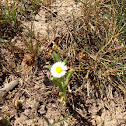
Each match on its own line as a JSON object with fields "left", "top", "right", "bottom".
{"left": 0, "top": 79, "right": 19, "bottom": 97}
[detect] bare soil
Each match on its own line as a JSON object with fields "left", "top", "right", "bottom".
{"left": 0, "top": 0, "right": 126, "bottom": 126}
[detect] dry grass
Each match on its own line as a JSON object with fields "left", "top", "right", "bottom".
{"left": 0, "top": 0, "right": 126, "bottom": 125}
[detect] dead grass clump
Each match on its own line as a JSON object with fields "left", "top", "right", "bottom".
{"left": 0, "top": 2, "right": 22, "bottom": 40}
{"left": 0, "top": 0, "right": 126, "bottom": 125}
{"left": 53, "top": 0, "right": 126, "bottom": 98}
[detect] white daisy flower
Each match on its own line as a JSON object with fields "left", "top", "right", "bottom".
{"left": 51, "top": 62, "right": 67, "bottom": 78}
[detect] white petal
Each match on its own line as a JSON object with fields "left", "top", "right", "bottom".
{"left": 50, "top": 62, "right": 67, "bottom": 78}
{"left": 60, "top": 71, "right": 66, "bottom": 76}
{"left": 63, "top": 66, "right": 67, "bottom": 70}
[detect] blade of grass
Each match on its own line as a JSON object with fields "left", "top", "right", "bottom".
{"left": 50, "top": 114, "right": 72, "bottom": 126}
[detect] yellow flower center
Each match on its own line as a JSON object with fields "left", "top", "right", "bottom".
{"left": 56, "top": 66, "right": 62, "bottom": 73}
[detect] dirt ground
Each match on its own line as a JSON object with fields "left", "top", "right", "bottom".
{"left": 0, "top": 0, "right": 126, "bottom": 126}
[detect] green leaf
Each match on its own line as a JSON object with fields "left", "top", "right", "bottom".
{"left": 44, "top": 65, "right": 52, "bottom": 70}
{"left": 51, "top": 77, "right": 64, "bottom": 92}
{"left": 1, "top": 118, "right": 9, "bottom": 126}
{"left": 64, "top": 69, "right": 75, "bottom": 89}
{"left": 0, "top": 38, "right": 8, "bottom": 43}
{"left": 59, "top": 92, "right": 66, "bottom": 97}
{"left": 52, "top": 51, "right": 62, "bottom": 63}
{"left": 63, "top": 56, "right": 68, "bottom": 64}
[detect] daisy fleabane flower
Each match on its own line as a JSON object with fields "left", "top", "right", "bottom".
{"left": 51, "top": 62, "right": 67, "bottom": 78}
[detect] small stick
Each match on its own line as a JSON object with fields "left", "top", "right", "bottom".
{"left": 0, "top": 79, "right": 19, "bottom": 97}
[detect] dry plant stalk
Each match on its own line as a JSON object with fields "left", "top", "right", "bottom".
{"left": 22, "top": 53, "right": 36, "bottom": 66}
{"left": 41, "top": 0, "right": 53, "bottom": 6}
{"left": 0, "top": 79, "right": 19, "bottom": 97}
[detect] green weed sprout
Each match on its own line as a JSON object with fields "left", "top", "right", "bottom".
{"left": 44, "top": 52, "right": 75, "bottom": 106}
